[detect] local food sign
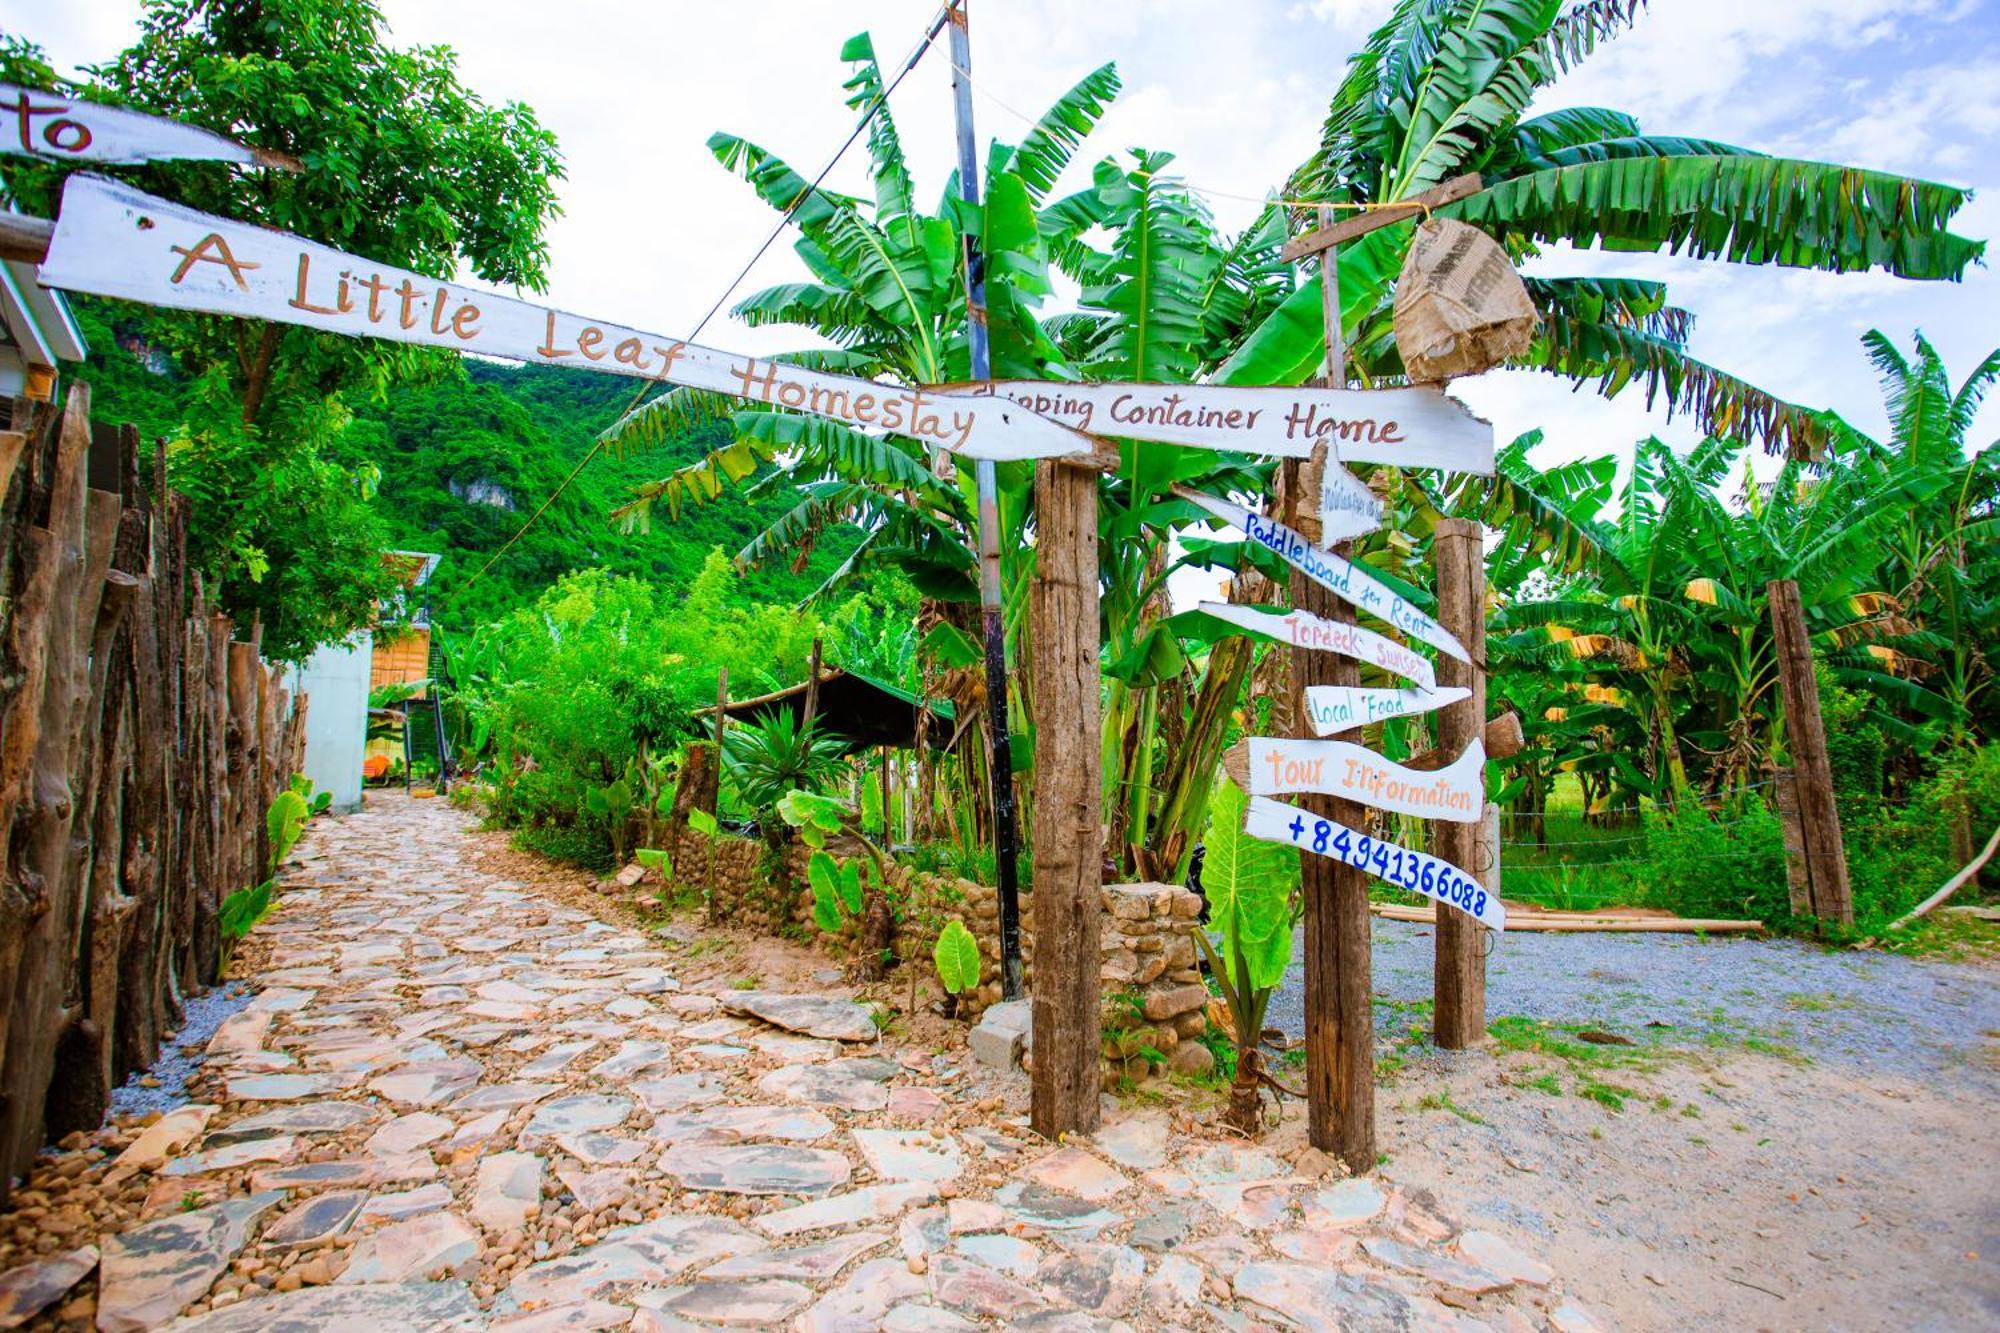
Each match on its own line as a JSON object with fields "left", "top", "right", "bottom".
{"left": 1, "top": 84, "right": 293, "bottom": 168}
{"left": 38, "top": 176, "right": 1090, "bottom": 462}
{"left": 1246, "top": 795, "right": 1504, "bottom": 930}
{"left": 1302, "top": 684, "right": 1469, "bottom": 734}
{"left": 949, "top": 380, "right": 1493, "bottom": 472}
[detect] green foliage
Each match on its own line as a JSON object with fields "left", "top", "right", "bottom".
{"left": 805, "top": 849, "right": 872, "bottom": 934}
{"left": 265, "top": 790, "right": 310, "bottom": 869}
{"left": 1631, "top": 801, "right": 1791, "bottom": 926}
{"left": 686, "top": 809, "right": 719, "bottom": 838}
{"left": 723, "top": 713, "right": 848, "bottom": 812}
{"left": 1, "top": 2, "right": 565, "bottom": 661}
{"left": 778, "top": 791, "right": 850, "bottom": 849}
{"left": 932, "top": 919, "right": 981, "bottom": 995}
{"left": 218, "top": 880, "right": 276, "bottom": 941}
{"left": 1198, "top": 779, "right": 1299, "bottom": 993}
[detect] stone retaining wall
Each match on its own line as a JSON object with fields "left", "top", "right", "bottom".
{"left": 1099, "top": 881, "right": 1212, "bottom": 1083}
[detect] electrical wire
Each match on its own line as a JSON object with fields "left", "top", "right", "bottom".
{"left": 442, "top": 4, "right": 953, "bottom": 612}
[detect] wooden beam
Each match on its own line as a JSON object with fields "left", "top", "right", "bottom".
{"left": 0, "top": 213, "right": 53, "bottom": 266}
{"left": 1431, "top": 517, "right": 1486, "bottom": 1048}
{"left": 1767, "top": 579, "right": 1853, "bottom": 927}
{"left": 1280, "top": 174, "right": 1483, "bottom": 264}
{"left": 801, "top": 639, "right": 822, "bottom": 733}
{"left": 1029, "top": 458, "right": 1102, "bottom": 1140}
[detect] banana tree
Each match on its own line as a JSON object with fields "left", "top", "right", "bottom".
{"left": 1258, "top": 0, "right": 1984, "bottom": 460}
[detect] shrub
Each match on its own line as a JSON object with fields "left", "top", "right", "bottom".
{"left": 1631, "top": 798, "right": 1790, "bottom": 925}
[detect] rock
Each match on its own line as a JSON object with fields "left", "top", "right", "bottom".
{"left": 632, "top": 1073, "right": 728, "bottom": 1113}
{"left": 925, "top": 1254, "right": 1052, "bottom": 1320}
{"left": 159, "top": 1135, "right": 298, "bottom": 1176}
{"left": 1092, "top": 1113, "right": 1169, "bottom": 1171}
{"left": 1144, "top": 1253, "right": 1205, "bottom": 1311}
{"left": 261, "top": 1191, "right": 367, "bottom": 1252}
{"left": 367, "top": 1059, "right": 482, "bottom": 1107}
{"left": 1455, "top": 1229, "right": 1554, "bottom": 1287}
{"left": 954, "top": 1234, "right": 1040, "bottom": 1280}
{"left": 880, "top": 1305, "right": 978, "bottom": 1333}
{"left": 451, "top": 1082, "right": 560, "bottom": 1112}
{"left": 336, "top": 1211, "right": 481, "bottom": 1284}
{"left": 1128, "top": 1200, "right": 1201, "bottom": 1253}
{"left": 700, "top": 1231, "right": 889, "bottom": 1282}
{"left": 359, "top": 1184, "right": 453, "bottom": 1224}
{"left": 968, "top": 1002, "right": 1030, "bottom": 1071}
{"left": 472, "top": 1152, "right": 544, "bottom": 1231}
{"left": 508, "top": 1216, "right": 765, "bottom": 1305}
{"left": 0, "top": 1245, "right": 97, "bottom": 1329}
{"left": 97, "top": 1192, "right": 283, "bottom": 1333}
{"left": 656, "top": 1144, "right": 851, "bottom": 1196}
{"left": 651, "top": 1280, "right": 811, "bottom": 1325}
{"left": 1360, "top": 1237, "right": 1509, "bottom": 1294}
{"left": 490, "top": 1299, "right": 637, "bottom": 1332}
{"left": 719, "top": 991, "right": 879, "bottom": 1042}
{"left": 104, "top": 1106, "right": 216, "bottom": 1183}
{"left": 1234, "top": 1262, "right": 1420, "bottom": 1333}
{"left": 1141, "top": 984, "right": 1208, "bottom": 1023}
{"left": 1166, "top": 1042, "right": 1214, "bottom": 1077}
{"left": 886, "top": 1087, "right": 948, "bottom": 1119}
{"left": 945, "top": 1200, "right": 1005, "bottom": 1235}
{"left": 616, "top": 862, "right": 648, "bottom": 887}
{"left": 757, "top": 1059, "right": 896, "bottom": 1111}
{"left": 1017, "top": 1148, "right": 1130, "bottom": 1202}
{"left": 649, "top": 1105, "right": 835, "bottom": 1145}
{"left": 853, "top": 1130, "right": 965, "bottom": 1183}
{"left": 153, "top": 1280, "right": 481, "bottom": 1331}
{"left": 525, "top": 1096, "right": 632, "bottom": 1139}
{"left": 364, "top": 1112, "right": 453, "bottom": 1157}
{"left": 553, "top": 1162, "right": 633, "bottom": 1212}
{"left": 552, "top": 1132, "right": 647, "bottom": 1166}
{"left": 587, "top": 1040, "right": 674, "bottom": 1080}
{"left": 990, "top": 1183, "right": 1122, "bottom": 1234}
{"left": 1037, "top": 1241, "right": 1145, "bottom": 1315}
{"left": 755, "top": 1183, "right": 939, "bottom": 1239}
{"left": 1300, "top": 1177, "right": 1385, "bottom": 1230}
{"left": 792, "top": 1257, "right": 926, "bottom": 1332}
{"left": 211, "top": 1102, "right": 376, "bottom": 1141}
{"left": 225, "top": 1073, "right": 343, "bottom": 1102}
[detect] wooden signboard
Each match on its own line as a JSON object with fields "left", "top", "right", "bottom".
{"left": 1241, "top": 735, "right": 1485, "bottom": 823}
{"left": 38, "top": 175, "right": 1090, "bottom": 462}
{"left": 1318, "top": 461, "right": 1383, "bottom": 545}
{"left": 1194, "top": 601, "right": 1437, "bottom": 691}
{"left": 1178, "top": 488, "right": 1469, "bottom": 664}
{"left": 1244, "top": 795, "right": 1504, "bottom": 930}
{"left": 1302, "top": 684, "right": 1468, "bottom": 735}
{"left": 947, "top": 380, "right": 1493, "bottom": 472}
{"left": 2, "top": 85, "right": 294, "bottom": 169}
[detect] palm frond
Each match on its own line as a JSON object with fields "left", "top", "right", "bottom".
{"left": 1007, "top": 61, "right": 1122, "bottom": 201}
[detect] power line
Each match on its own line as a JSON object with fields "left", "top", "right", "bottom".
{"left": 443, "top": 5, "right": 953, "bottom": 612}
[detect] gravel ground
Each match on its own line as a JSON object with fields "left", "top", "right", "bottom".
{"left": 107, "top": 979, "right": 253, "bottom": 1118}
{"left": 1269, "top": 920, "right": 2000, "bottom": 1084}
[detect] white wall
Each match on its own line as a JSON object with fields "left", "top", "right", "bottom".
{"left": 294, "top": 631, "right": 372, "bottom": 814}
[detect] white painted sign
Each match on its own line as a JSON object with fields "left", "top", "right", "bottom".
{"left": 1319, "top": 462, "right": 1383, "bottom": 544}
{"left": 1245, "top": 795, "right": 1504, "bottom": 930}
{"left": 1246, "top": 735, "right": 1485, "bottom": 824}
{"left": 1177, "top": 488, "right": 1469, "bottom": 663}
{"left": 1302, "top": 684, "right": 1468, "bottom": 735}
{"left": 1, "top": 85, "right": 292, "bottom": 168}
{"left": 946, "top": 379, "right": 1494, "bottom": 472}
{"left": 1195, "top": 601, "right": 1438, "bottom": 692}
{"left": 39, "top": 176, "right": 1089, "bottom": 462}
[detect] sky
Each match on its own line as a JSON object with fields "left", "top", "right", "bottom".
{"left": 11, "top": 0, "right": 2000, "bottom": 490}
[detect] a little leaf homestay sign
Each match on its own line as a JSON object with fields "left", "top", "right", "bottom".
{"left": 1244, "top": 795, "right": 1504, "bottom": 930}
{"left": 1243, "top": 735, "right": 1486, "bottom": 823}
{"left": 2, "top": 84, "right": 295, "bottom": 169}
{"left": 1178, "top": 488, "right": 1470, "bottom": 664}
{"left": 38, "top": 176, "right": 1090, "bottom": 462}
{"left": 948, "top": 379, "right": 1494, "bottom": 472}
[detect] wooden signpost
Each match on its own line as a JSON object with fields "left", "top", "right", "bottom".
{"left": 1, "top": 84, "right": 298, "bottom": 169}
{"left": 1244, "top": 796, "right": 1506, "bottom": 930}
{"left": 948, "top": 379, "right": 1493, "bottom": 472}
{"left": 1302, "top": 683, "right": 1470, "bottom": 734}
{"left": 37, "top": 175, "right": 1092, "bottom": 463}
{"left": 1194, "top": 602, "right": 1438, "bottom": 691}
{"left": 1317, "top": 460, "right": 1384, "bottom": 544}
{"left": 1238, "top": 735, "right": 1486, "bottom": 821}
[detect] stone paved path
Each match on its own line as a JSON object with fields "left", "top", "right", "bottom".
{"left": 0, "top": 795, "right": 1608, "bottom": 1331}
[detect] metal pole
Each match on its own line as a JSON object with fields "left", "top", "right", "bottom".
{"left": 947, "top": 0, "right": 1024, "bottom": 1000}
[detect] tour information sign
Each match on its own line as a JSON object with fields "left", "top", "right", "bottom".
{"left": 1245, "top": 735, "right": 1486, "bottom": 823}
{"left": 39, "top": 175, "right": 1091, "bottom": 462}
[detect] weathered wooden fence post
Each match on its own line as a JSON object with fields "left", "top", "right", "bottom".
{"left": 1432, "top": 517, "right": 1487, "bottom": 1046}
{"left": 1029, "top": 457, "right": 1102, "bottom": 1139}
{"left": 1766, "top": 578, "right": 1853, "bottom": 927}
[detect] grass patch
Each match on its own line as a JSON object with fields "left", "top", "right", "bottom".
{"left": 1412, "top": 1090, "right": 1486, "bottom": 1125}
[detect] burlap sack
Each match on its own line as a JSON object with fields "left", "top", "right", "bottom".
{"left": 1392, "top": 217, "right": 1538, "bottom": 383}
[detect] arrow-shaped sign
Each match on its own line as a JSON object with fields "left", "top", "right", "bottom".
{"left": 945, "top": 379, "right": 1493, "bottom": 473}
{"left": 1243, "top": 794, "right": 1503, "bottom": 930}
{"left": 1194, "top": 601, "right": 1437, "bottom": 692}
{"left": 1318, "top": 461, "right": 1383, "bottom": 545}
{"left": 37, "top": 175, "right": 1090, "bottom": 462}
{"left": 1239, "top": 735, "right": 1485, "bottom": 824}
{"left": 2, "top": 84, "right": 297, "bottom": 169}
{"left": 1177, "top": 487, "right": 1469, "bottom": 663}
{"left": 1302, "top": 684, "right": 1469, "bottom": 735}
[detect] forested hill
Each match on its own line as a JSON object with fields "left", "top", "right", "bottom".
{"left": 67, "top": 297, "right": 856, "bottom": 632}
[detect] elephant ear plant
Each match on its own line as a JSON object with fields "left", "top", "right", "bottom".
{"left": 1192, "top": 778, "right": 1301, "bottom": 1135}
{"left": 779, "top": 790, "right": 897, "bottom": 979}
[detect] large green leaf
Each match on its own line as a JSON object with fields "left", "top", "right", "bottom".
{"left": 933, "top": 919, "right": 982, "bottom": 994}
{"left": 1200, "top": 778, "right": 1299, "bottom": 992}
{"left": 1007, "top": 62, "right": 1122, "bottom": 201}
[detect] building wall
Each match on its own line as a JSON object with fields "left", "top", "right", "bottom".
{"left": 296, "top": 631, "right": 372, "bottom": 813}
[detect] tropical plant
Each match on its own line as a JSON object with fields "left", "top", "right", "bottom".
{"left": 219, "top": 777, "right": 325, "bottom": 973}
{"left": 1191, "top": 779, "right": 1301, "bottom": 1134}
{"left": 932, "top": 919, "right": 981, "bottom": 996}
{"left": 724, "top": 713, "right": 849, "bottom": 811}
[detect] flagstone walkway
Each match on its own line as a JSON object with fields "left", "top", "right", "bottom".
{"left": 0, "top": 794, "right": 1605, "bottom": 1331}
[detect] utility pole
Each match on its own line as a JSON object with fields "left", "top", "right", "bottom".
{"left": 947, "top": 0, "right": 1024, "bottom": 1000}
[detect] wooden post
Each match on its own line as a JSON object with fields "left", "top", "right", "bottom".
{"left": 802, "top": 638, "right": 822, "bottom": 733}
{"left": 1432, "top": 518, "right": 1487, "bottom": 1047}
{"left": 1295, "top": 208, "right": 1375, "bottom": 1171}
{"left": 1029, "top": 458, "right": 1102, "bottom": 1140}
{"left": 1766, "top": 579, "right": 1853, "bottom": 927}
{"left": 880, "top": 746, "right": 893, "bottom": 846}
{"left": 713, "top": 667, "right": 728, "bottom": 774}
